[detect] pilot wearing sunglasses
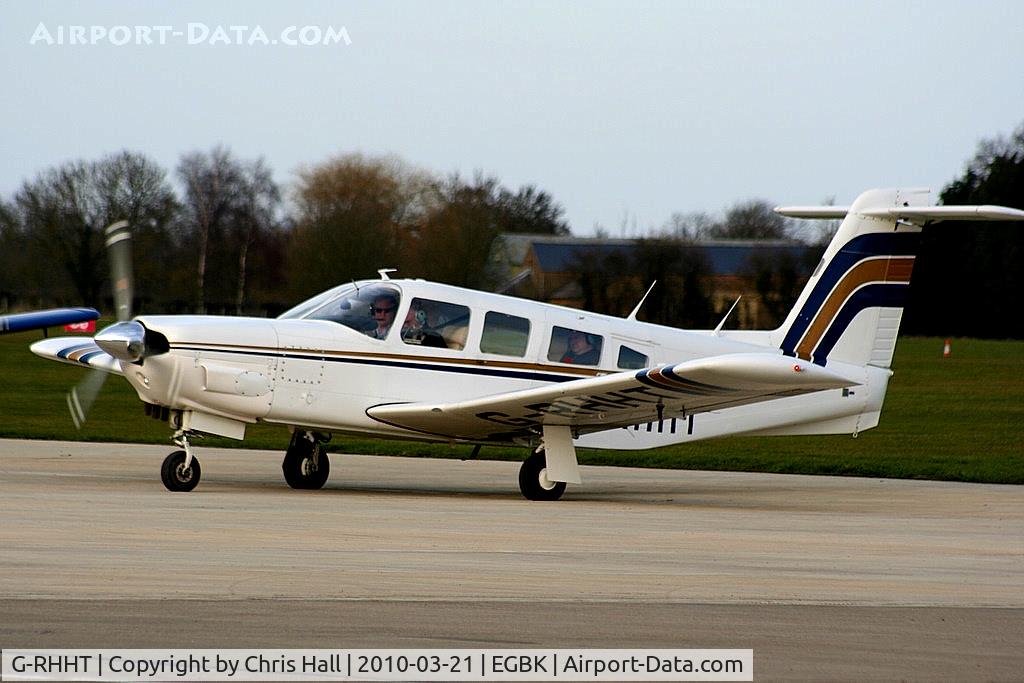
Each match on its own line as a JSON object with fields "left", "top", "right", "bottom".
{"left": 366, "top": 294, "right": 398, "bottom": 339}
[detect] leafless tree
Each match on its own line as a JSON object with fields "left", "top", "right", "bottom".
{"left": 12, "top": 151, "right": 177, "bottom": 308}
{"left": 177, "top": 146, "right": 281, "bottom": 313}
{"left": 710, "top": 199, "right": 793, "bottom": 240}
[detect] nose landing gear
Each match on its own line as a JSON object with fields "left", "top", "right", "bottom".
{"left": 161, "top": 430, "right": 202, "bottom": 492}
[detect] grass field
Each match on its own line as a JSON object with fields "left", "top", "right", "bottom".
{"left": 0, "top": 328, "right": 1021, "bottom": 484}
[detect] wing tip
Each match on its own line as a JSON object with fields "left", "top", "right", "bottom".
{"left": 30, "top": 337, "right": 122, "bottom": 374}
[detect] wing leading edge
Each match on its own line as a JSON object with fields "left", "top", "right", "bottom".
{"left": 367, "top": 353, "right": 856, "bottom": 441}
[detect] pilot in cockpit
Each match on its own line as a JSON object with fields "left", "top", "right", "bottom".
{"left": 366, "top": 293, "right": 398, "bottom": 339}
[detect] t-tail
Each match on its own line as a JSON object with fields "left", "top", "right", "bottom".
{"left": 773, "top": 188, "right": 1024, "bottom": 369}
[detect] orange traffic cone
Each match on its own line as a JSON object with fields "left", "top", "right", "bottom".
{"left": 943, "top": 339, "right": 951, "bottom": 358}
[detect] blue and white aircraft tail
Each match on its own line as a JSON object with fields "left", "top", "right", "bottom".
{"left": 773, "top": 188, "right": 1024, "bottom": 369}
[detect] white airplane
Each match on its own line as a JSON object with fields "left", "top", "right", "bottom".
{"left": 30, "top": 188, "right": 1024, "bottom": 499}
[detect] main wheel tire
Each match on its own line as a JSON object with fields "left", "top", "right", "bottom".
{"left": 161, "top": 450, "right": 201, "bottom": 492}
{"left": 518, "top": 450, "right": 566, "bottom": 501}
{"left": 282, "top": 435, "right": 330, "bottom": 490}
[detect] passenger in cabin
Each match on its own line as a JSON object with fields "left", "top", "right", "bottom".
{"left": 401, "top": 302, "right": 447, "bottom": 348}
{"left": 561, "top": 331, "right": 600, "bottom": 364}
{"left": 402, "top": 306, "right": 426, "bottom": 340}
{"left": 366, "top": 293, "right": 399, "bottom": 339}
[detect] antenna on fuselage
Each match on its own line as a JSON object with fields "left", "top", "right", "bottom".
{"left": 626, "top": 281, "right": 657, "bottom": 321}
{"left": 378, "top": 268, "right": 397, "bottom": 280}
{"left": 713, "top": 296, "right": 742, "bottom": 336}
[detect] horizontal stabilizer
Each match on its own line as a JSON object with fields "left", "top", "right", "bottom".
{"left": 862, "top": 205, "right": 1024, "bottom": 223}
{"left": 776, "top": 203, "right": 1024, "bottom": 224}
{"left": 30, "top": 337, "right": 123, "bottom": 375}
{"left": 774, "top": 206, "right": 850, "bottom": 219}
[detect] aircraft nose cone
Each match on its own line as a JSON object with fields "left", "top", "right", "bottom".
{"left": 95, "top": 321, "right": 147, "bottom": 362}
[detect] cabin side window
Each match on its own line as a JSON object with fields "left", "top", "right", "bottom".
{"left": 480, "top": 311, "right": 531, "bottom": 357}
{"left": 617, "top": 345, "right": 649, "bottom": 369}
{"left": 402, "top": 298, "right": 471, "bottom": 350}
{"left": 547, "top": 326, "right": 603, "bottom": 365}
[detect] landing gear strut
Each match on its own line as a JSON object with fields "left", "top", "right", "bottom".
{"left": 282, "top": 431, "right": 330, "bottom": 490}
{"left": 161, "top": 431, "right": 201, "bottom": 492}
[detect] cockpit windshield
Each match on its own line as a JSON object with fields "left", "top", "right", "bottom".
{"left": 277, "top": 283, "right": 354, "bottom": 321}
{"left": 278, "top": 283, "right": 403, "bottom": 339}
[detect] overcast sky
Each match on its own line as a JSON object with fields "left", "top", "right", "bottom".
{"left": 3, "top": 1, "right": 1023, "bottom": 235}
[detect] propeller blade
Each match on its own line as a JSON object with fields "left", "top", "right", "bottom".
{"left": 66, "top": 369, "right": 108, "bottom": 429}
{"left": 105, "top": 220, "right": 133, "bottom": 322}
{"left": 65, "top": 219, "right": 135, "bottom": 427}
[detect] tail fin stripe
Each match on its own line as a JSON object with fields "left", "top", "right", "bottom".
{"left": 794, "top": 257, "right": 915, "bottom": 361}
{"left": 780, "top": 231, "right": 921, "bottom": 356}
{"left": 808, "top": 283, "right": 910, "bottom": 365}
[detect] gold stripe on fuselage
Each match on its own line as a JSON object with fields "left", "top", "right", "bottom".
{"left": 169, "top": 342, "right": 607, "bottom": 379}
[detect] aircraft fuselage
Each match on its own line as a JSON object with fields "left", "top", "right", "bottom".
{"left": 122, "top": 278, "right": 883, "bottom": 449}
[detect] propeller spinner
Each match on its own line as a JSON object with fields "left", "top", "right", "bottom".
{"left": 94, "top": 320, "right": 147, "bottom": 363}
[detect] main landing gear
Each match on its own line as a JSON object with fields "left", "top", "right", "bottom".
{"left": 518, "top": 449, "right": 566, "bottom": 501}
{"left": 517, "top": 427, "right": 581, "bottom": 501}
{"left": 161, "top": 430, "right": 201, "bottom": 492}
{"left": 282, "top": 430, "right": 331, "bottom": 490}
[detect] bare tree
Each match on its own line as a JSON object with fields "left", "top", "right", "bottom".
{"left": 661, "top": 211, "right": 716, "bottom": 240}
{"left": 94, "top": 151, "right": 179, "bottom": 309}
{"left": 177, "top": 146, "right": 281, "bottom": 313}
{"left": 414, "top": 172, "right": 572, "bottom": 288}
{"left": 178, "top": 146, "right": 241, "bottom": 313}
{"left": 288, "top": 152, "right": 433, "bottom": 298}
{"left": 234, "top": 159, "right": 280, "bottom": 313}
{"left": 494, "top": 184, "right": 570, "bottom": 236}
{"left": 710, "top": 199, "right": 793, "bottom": 240}
{"left": 0, "top": 199, "right": 24, "bottom": 309}
{"left": 13, "top": 151, "right": 177, "bottom": 308}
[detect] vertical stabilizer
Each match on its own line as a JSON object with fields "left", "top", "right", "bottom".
{"left": 773, "top": 188, "right": 927, "bottom": 368}
{"left": 774, "top": 188, "right": 1024, "bottom": 368}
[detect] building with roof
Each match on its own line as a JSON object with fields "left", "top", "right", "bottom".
{"left": 491, "top": 235, "right": 818, "bottom": 329}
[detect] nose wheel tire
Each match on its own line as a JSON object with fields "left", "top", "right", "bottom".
{"left": 161, "top": 449, "right": 201, "bottom": 492}
{"left": 518, "top": 450, "right": 566, "bottom": 501}
{"left": 282, "top": 434, "right": 330, "bottom": 490}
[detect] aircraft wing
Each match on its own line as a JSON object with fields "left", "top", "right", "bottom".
{"left": 30, "top": 337, "right": 124, "bottom": 375}
{"left": 367, "top": 353, "right": 856, "bottom": 441}
{"left": 0, "top": 307, "right": 99, "bottom": 334}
